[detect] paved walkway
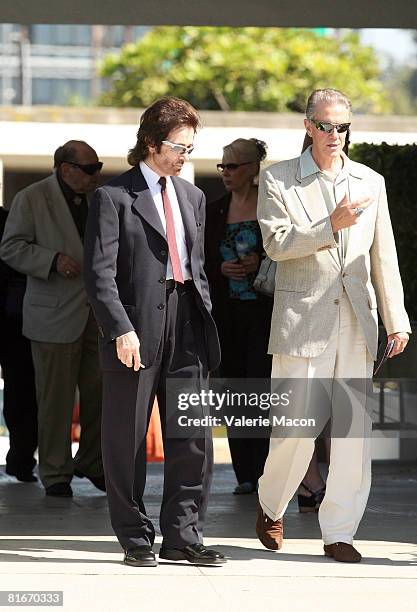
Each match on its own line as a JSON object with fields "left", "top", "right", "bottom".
{"left": 0, "top": 454, "right": 416, "bottom": 612}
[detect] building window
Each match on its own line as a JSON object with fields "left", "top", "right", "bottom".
{"left": 29, "top": 25, "right": 92, "bottom": 46}
{"left": 32, "top": 78, "right": 90, "bottom": 105}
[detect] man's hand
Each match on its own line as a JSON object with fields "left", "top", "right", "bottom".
{"left": 387, "top": 332, "right": 409, "bottom": 358}
{"left": 116, "top": 331, "right": 144, "bottom": 371}
{"left": 240, "top": 252, "right": 260, "bottom": 274}
{"left": 57, "top": 253, "right": 81, "bottom": 279}
{"left": 330, "top": 193, "right": 374, "bottom": 233}
{"left": 221, "top": 259, "right": 247, "bottom": 280}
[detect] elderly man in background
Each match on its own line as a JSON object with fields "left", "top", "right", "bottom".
{"left": 0, "top": 140, "right": 105, "bottom": 497}
{"left": 256, "top": 89, "right": 410, "bottom": 563}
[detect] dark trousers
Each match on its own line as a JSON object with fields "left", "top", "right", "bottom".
{"left": 0, "top": 317, "right": 38, "bottom": 473}
{"left": 219, "top": 298, "right": 273, "bottom": 485}
{"left": 102, "top": 283, "right": 212, "bottom": 551}
{"left": 31, "top": 310, "right": 103, "bottom": 488}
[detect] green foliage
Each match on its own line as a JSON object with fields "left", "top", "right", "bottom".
{"left": 350, "top": 143, "right": 417, "bottom": 320}
{"left": 382, "top": 64, "right": 417, "bottom": 115}
{"left": 66, "top": 92, "right": 94, "bottom": 107}
{"left": 99, "top": 27, "right": 388, "bottom": 113}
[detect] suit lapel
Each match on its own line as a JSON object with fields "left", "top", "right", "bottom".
{"left": 130, "top": 168, "right": 166, "bottom": 240}
{"left": 44, "top": 174, "right": 83, "bottom": 261}
{"left": 171, "top": 177, "right": 197, "bottom": 255}
{"left": 129, "top": 167, "right": 197, "bottom": 252}
{"left": 294, "top": 162, "right": 340, "bottom": 269}
{"left": 294, "top": 178, "right": 329, "bottom": 225}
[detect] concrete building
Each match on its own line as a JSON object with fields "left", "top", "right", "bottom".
{"left": 0, "top": 24, "right": 147, "bottom": 106}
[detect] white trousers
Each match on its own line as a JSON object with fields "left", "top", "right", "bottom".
{"left": 258, "top": 292, "right": 373, "bottom": 545}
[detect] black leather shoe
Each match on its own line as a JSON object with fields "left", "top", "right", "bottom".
{"left": 45, "top": 482, "right": 73, "bottom": 497}
{"left": 159, "top": 543, "right": 226, "bottom": 565}
{"left": 5, "top": 466, "right": 37, "bottom": 483}
{"left": 297, "top": 483, "right": 326, "bottom": 513}
{"left": 74, "top": 469, "right": 106, "bottom": 492}
{"left": 124, "top": 546, "right": 157, "bottom": 567}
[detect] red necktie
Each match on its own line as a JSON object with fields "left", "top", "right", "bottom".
{"left": 159, "top": 177, "right": 184, "bottom": 284}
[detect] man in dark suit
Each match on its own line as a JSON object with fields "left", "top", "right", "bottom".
{"left": 0, "top": 208, "right": 38, "bottom": 483}
{"left": 84, "top": 97, "right": 225, "bottom": 567}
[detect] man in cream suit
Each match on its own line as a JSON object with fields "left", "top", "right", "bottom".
{"left": 0, "top": 141, "right": 105, "bottom": 497}
{"left": 256, "top": 89, "right": 410, "bottom": 562}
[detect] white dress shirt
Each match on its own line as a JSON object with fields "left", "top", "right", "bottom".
{"left": 139, "top": 161, "right": 191, "bottom": 281}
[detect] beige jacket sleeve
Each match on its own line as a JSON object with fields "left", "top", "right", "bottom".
{"left": 0, "top": 189, "right": 57, "bottom": 280}
{"left": 370, "top": 178, "right": 411, "bottom": 335}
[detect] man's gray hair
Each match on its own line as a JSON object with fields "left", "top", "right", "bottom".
{"left": 305, "top": 89, "right": 352, "bottom": 119}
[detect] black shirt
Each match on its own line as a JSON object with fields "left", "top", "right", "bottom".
{"left": 56, "top": 173, "right": 88, "bottom": 242}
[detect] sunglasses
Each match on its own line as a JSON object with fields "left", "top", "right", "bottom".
{"left": 66, "top": 161, "right": 103, "bottom": 175}
{"left": 161, "top": 140, "right": 194, "bottom": 155}
{"left": 311, "top": 119, "right": 351, "bottom": 134}
{"left": 216, "top": 162, "right": 253, "bottom": 173}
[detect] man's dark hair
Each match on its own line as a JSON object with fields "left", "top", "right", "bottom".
{"left": 127, "top": 97, "right": 201, "bottom": 166}
{"left": 53, "top": 140, "right": 91, "bottom": 168}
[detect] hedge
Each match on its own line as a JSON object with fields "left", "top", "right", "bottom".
{"left": 350, "top": 143, "right": 417, "bottom": 321}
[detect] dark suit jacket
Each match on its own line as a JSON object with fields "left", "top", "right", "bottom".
{"left": 0, "top": 208, "right": 26, "bottom": 323}
{"left": 84, "top": 166, "right": 220, "bottom": 371}
{"left": 204, "top": 194, "right": 230, "bottom": 326}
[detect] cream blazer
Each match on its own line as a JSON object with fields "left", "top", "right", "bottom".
{"left": 257, "top": 149, "right": 411, "bottom": 360}
{"left": 0, "top": 174, "right": 90, "bottom": 343}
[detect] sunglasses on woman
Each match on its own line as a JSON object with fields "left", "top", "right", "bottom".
{"left": 216, "top": 162, "right": 253, "bottom": 173}
{"left": 311, "top": 119, "right": 351, "bottom": 134}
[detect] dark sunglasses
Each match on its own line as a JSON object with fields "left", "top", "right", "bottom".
{"left": 217, "top": 162, "right": 253, "bottom": 173}
{"left": 311, "top": 119, "right": 351, "bottom": 134}
{"left": 66, "top": 161, "right": 103, "bottom": 175}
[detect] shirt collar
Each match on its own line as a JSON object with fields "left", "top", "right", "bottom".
{"left": 56, "top": 171, "right": 86, "bottom": 203}
{"left": 300, "top": 145, "right": 351, "bottom": 180}
{"left": 139, "top": 160, "right": 169, "bottom": 189}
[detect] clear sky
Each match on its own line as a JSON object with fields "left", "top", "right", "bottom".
{"left": 359, "top": 29, "right": 416, "bottom": 65}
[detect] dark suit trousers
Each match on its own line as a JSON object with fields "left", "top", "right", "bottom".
{"left": 0, "top": 316, "right": 38, "bottom": 473}
{"left": 219, "top": 298, "right": 272, "bottom": 486}
{"left": 101, "top": 282, "right": 212, "bottom": 551}
{"left": 31, "top": 310, "right": 103, "bottom": 487}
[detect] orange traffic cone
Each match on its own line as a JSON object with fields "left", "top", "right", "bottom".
{"left": 72, "top": 399, "right": 164, "bottom": 461}
{"left": 146, "top": 400, "right": 164, "bottom": 462}
{"left": 71, "top": 402, "right": 80, "bottom": 443}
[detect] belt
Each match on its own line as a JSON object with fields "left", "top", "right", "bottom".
{"left": 165, "top": 279, "right": 193, "bottom": 293}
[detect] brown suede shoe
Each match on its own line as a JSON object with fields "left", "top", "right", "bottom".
{"left": 256, "top": 503, "right": 283, "bottom": 550}
{"left": 324, "top": 542, "right": 362, "bottom": 563}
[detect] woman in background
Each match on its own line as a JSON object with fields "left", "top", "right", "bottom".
{"left": 205, "top": 138, "right": 273, "bottom": 494}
